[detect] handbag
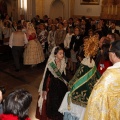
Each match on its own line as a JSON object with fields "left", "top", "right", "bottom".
{"left": 63, "top": 112, "right": 79, "bottom": 120}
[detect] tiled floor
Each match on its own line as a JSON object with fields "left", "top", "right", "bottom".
{"left": 0, "top": 58, "right": 46, "bottom": 120}
{"left": 0, "top": 55, "right": 72, "bottom": 120}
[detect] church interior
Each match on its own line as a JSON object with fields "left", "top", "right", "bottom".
{"left": 0, "top": 0, "right": 120, "bottom": 120}
{"left": 1, "top": 0, "right": 120, "bottom": 23}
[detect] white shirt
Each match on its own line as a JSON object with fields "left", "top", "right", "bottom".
{"left": 64, "top": 33, "right": 74, "bottom": 48}
{"left": 112, "top": 29, "right": 115, "bottom": 33}
{"left": 9, "top": 32, "right": 28, "bottom": 48}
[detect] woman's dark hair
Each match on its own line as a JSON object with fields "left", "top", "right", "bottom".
{"left": 40, "top": 23, "right": 46, "bottom": 28}
{"left": 3, "top": 89, "right": 32, "bottom": 120}
{"left": 66, "top": 26, "right": 74, "bottom": 33}
{"left": 101, "top": 44, "right": 110, "bottom": 61}
{"left": 69, "top": 17, "right": 73, "bottom": 21}
{"left": 55, "top": 18, "right": 59, "bottom": 23}
{"left": 17, "top": 24, "right": 22, "bottom": 30}
{"left": 107, "top": 33, "right": 116, "bottom": 40}
{"left": 88, "top": 29, "right": 94, "bottom": 33}
{"left": 59, "top": 22, "right": 64, "bottom": 26}
{"left": 54, "top": 46, "right": 64, "bottom": 55}
{"left": 51, "top": 24, "right": 57, "bottom": 30}
{"left": 94, "top": 30, "right": 103, "bottom": 39}
{"left": 74, "top": 26, "right": 81, "bottom": 32}
{"left": 111, "top": 40, "right": 120, "bottom": 58}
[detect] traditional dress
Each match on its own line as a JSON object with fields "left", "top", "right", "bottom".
{"left": 59, "top": 57, "right": 101, "bottom": 120}
{"left": 84, "top": 62, "right": 120, "bottom": 120}
{"left": 37, "top": 47, "right": 68, "bottom": 120}
{"left": 48, "top": 30, "right": 56, "bottom": 53}
{"left": 55, "top": 29, "right": 66, "bottom": 47}
{"left": 24, "top": 28, "right": 45, "bottom": 65}
{"left": 37, "top": 29, "right": 48, "bottom": 55}
{"left": 70, "top": 35, "right": 83, "bottom": 63}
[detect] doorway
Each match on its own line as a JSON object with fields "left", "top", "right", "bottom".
{"left": 50, "top": 0, "right": 64, "bottom": 19}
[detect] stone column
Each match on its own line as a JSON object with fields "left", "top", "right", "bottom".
{"left": 36, "top": 0, "right": 44, "bottom": 18}
{"left": 70, "top": 0, "right": 75, "bottom": 17}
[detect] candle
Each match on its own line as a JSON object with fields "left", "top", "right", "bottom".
{"left": 111, "top": 5, "right": 113, "bottom": 15}
{"left": 115, "top": 5, "right": 118, "bottom": 15}
{"left": 108, "top": 5, "right": 110, "bottom": 15}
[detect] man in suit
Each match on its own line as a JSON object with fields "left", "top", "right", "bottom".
{"left": 18, "top": 14, "right": 25, "bottom": 26}
{"left": 108, "top": 21, "right": 120, "bottom": 35}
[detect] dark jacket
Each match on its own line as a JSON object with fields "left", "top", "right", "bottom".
{"left": 70, "top": 35, "right": 83, "bottom": 52}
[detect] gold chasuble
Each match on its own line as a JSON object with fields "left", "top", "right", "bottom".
{"left": 84, "top": 63, "right": 120, "bottom": 120}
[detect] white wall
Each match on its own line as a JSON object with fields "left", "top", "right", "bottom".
{"left": 74, "top": 0, "right": 102, "bottom": 17}
{"left": 43, "top": 0, "right": 102, "bottom": 19}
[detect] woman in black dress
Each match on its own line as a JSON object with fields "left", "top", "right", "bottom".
{"left": 70, "top": 27, "right": 83, "bottom": 74}
{"left": 37, "top": 46, "right": 68, "bottom": 120}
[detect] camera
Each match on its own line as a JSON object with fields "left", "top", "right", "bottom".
{"left": 0, "top": 86, "right": 6, "bottom": 94}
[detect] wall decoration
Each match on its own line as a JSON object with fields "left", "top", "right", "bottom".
{"left": 80, "top": 0, "right": 99, "bottom": 5}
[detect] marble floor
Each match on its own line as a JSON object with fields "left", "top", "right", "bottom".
{"left": 0, "top": 53, "right": 72, "bottom": 120}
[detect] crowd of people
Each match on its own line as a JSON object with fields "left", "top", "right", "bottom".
{"left": 0, "top": 13, "right": 120, "bottom": 120}
{"left": 0, "top": 14, "right": 120, "bottom": 72}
